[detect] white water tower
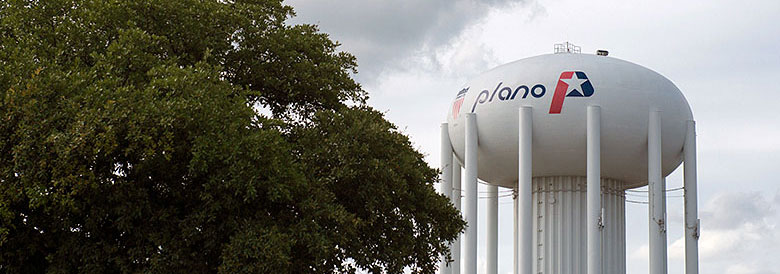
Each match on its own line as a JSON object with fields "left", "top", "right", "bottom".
{"left": 438, "top": 44, "right": 700, "bottom": 274}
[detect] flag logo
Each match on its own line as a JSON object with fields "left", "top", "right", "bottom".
{"left": 549, "top": 71, "right": 594, "bottom": 114}
{"left": 452, "top": 87, "right": 469, "bottom": 118}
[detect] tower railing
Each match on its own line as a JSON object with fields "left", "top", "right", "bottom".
{"left": 555, "top": 42, "right": 581, "bottom": 54}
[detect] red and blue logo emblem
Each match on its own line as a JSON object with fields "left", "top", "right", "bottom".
{"left": 549, "top": 71, "right": 594, "bottom": 114}
{"left": 452, "top": 87, "right": 469, "bottom": 118}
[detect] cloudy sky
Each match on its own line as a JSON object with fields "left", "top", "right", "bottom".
{"left": 286, "top": 0, "right": 780, "bottom": 273}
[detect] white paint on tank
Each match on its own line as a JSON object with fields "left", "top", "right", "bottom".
{"left": 446, "top": 53, "right": 692, "bottom": 188}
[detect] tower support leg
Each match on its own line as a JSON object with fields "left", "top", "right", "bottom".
{"left": 684, "top": 120, "right": 699, "bottom": 274}
{"left": 452, "top": 159, "right": 462, "bottom": 274}
{"left": 587, "top": 106, "right": 602, "bottom": 274}
{"left": 440, "top": 123, "right": 453, "bottom": 274}
{"left": 518, "top": 107, "right": 533, "bottom": 274}
{"left": 486, "top": 185, "right": 498, "bottom": 274}
{"left": 513, "top": 187, "right": 518, "bottom": 274}
{"left": 464, "top": 113, "right": 478, "bottom": 274}
{"left": 648, "top": 110, "right": 668, "bottom": 274}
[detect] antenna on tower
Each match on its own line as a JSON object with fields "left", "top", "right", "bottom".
{"left": 554, "top": 42, "right": 581, "bottom": 54}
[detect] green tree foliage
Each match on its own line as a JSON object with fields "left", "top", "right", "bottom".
{"left": 0, "top": 0, "right": 465, "bottom": 273}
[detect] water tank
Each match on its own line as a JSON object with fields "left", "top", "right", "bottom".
{"left": 447, "top": 53, "right": 692, "bottom": 189}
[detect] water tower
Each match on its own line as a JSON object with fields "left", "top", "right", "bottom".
{"left": 438, "top": 44, "right": 700, "bottom": 274}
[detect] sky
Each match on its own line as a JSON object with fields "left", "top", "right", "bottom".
{"left": 285, "top": 0, "right": 780, "bottom": 273}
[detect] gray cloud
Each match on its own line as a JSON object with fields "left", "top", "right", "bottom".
{"left": 285, "top": 0, "right": 527, "bottom": 82}
{"left": 775, "top": 189, "right": 780, "bottom": 205}
{"left": 700, "top": 191, "right": 777, "bottom": 230}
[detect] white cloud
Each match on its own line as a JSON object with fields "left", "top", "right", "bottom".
{"left": 700, "top": 192, "right": 775, "bottom": 230}
{"left": 696, "top": 191, "right": 780, "bottom": 273}
{"left": 630, "top": 244, "right": 649, "bottom": 260}
{"left": 699, "top": 228, "right": 747, "bottom": 259}
{"left": 639, "top": 190, "right": 780, "bottom": 273}
{"left": 725, "top": 264, "right": 777, "bottom": 274}
{"left": 431, "top": 26, "right": 502, "bottom": 80}
{"left": 668, "top": 237, "right": 684, "bottom": 260}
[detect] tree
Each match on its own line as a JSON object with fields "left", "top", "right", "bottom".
{"left": 0, "top": 0, "right": 465, "bottom": 273}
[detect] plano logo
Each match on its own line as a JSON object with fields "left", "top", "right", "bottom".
{"left": 549, "top": 71, "right": 594, "bottom": 114}
{"left": 452, "top": 87, "right": 468, "bottom": 118}
{"left": 464, "top": 71, "right": 594, "bottom": 114}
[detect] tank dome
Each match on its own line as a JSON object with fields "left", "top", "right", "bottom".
{"left": 447, "top": 53, "right": 693, "bottom": 188}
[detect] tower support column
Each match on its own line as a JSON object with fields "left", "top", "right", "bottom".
{"left": 518, "top": 107, "right": 533, "bottom": 274}
{"left": 486, "top": 185, "right": 498, "bottom": 274}
{"left": 452, "top": 158, "right": 462, "bottom": 274}
{"left": 464, "top": 113, "right": 478, "bottom": 274}
{"left": 684, "top": 120, "right": 699, "bottom": 274}
{"left": 587, "top": 106, "right": 602, "bottom": 274}
{"left": 513, "top": 187, "right": 518, "bottom": 274}
{"left": 648, "top": 110, "right": 668, "bottom": 274}
{"left": 439, "top": 123, "right": 453, "bottom": 274}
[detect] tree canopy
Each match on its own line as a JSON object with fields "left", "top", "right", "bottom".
{"left": 0, "top": 0, "right": 464, "bottom": 273}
